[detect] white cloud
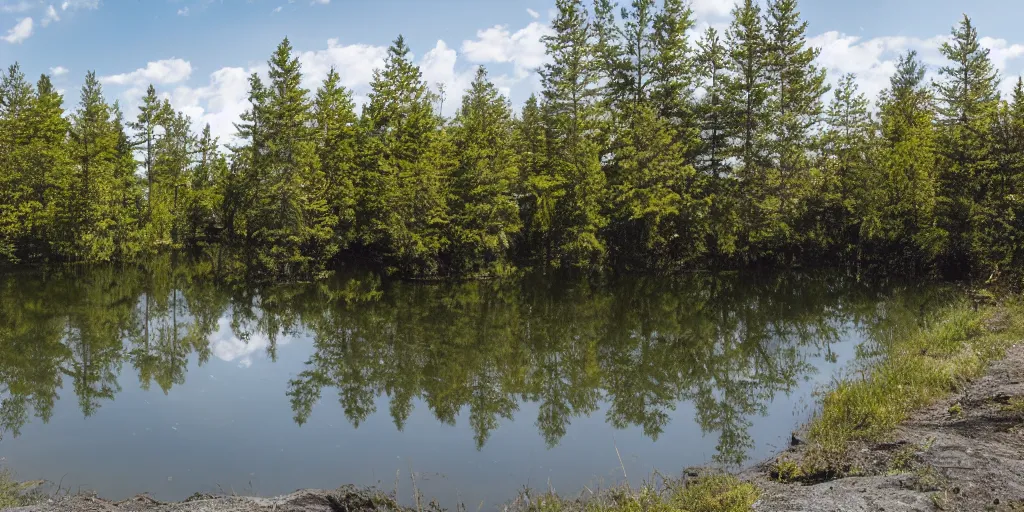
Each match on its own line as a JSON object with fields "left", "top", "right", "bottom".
{"left": 208, "top": 317, "right": 294, "bottom": 369}
{"left": 526, "top": 8, "right": 539, "bottom": 19}
{"left": 50, "top": 65, "right": 69, "bottom": 76}
{"left": 100, "top": 58, "right": 193, "bottom": 86}
{"left": 980, "top": 37, "right": 1024, "bottom": 72}
{"left": 0, "top": 1, "right": 34, "bottom": 13}
{"left": 691, "top": 0, "right": 735, "bottom": 19}
{"left": 2, "top": 17, "right": 33, "bottom": 44}
{"left": 41, "top": 4, "right": 59, "bottom": 26}
{"left": 461, "top": 22, "right": 552, "bottom": 79}
{"left": 420, "top": 39, "right": 477, "bottom": 114}
{"left": 810, "top": 31, "right": 953, "bottom": 101}
{"left": 273, "top": 5, "right": 282, "bottom": 13}
{"left": 297, "top": 38, "right": 387, "bottom": 91}
{"left": 177, "top": 6, "right": 189, "bottom": 16}
{"left": 60, "top": 0, "right": 99, "bottom": 10}
{"left": 311, "top": 0, "right": 328, "bottom": 4}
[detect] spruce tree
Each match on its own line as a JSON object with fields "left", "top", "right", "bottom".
{"left": 864, "top": 51, "right": 941, "bottom": 266}
{"left": 259, "top": 37, "right": 337, "bottom": 276}
{"left": 313, "top": 68, "right": 359, "bottom": 249}
{"left": 27, "top": 74, "right": 72, "bottom": 257}
{"left": 448, "top": 67, "right": 521, "bottom": 274}
{"left": 0, "top": 64, "right": 34, "bottom": 262}
{"left": 130, "top": 85, "right": 163, "bottom": 222}
{"left": 934, "top": 15, "right": 1000, "bottom": 275}
{"left": 541, "top": 0, "right": 607, "bottom": 268}
{"left": 765, "top": 0, "right": 828, "bottom": 257}
{"left": 814, "top": 74, "right": 872, "bottom": 255}
{"left": 513, "top": 94, "right": 555, "bottom": 265}
{"left": 360, "top": 35, "right": 447, "bottom": 275}
{"left": 979, "top": 77, "right": 1024, "bottom": 274}
{"left": 722, "top": 0, "right": 773, "bottom": 259}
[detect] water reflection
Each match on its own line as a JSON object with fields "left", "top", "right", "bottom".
{"left": 0, "top": 258, "right": 947, "bottom": 469}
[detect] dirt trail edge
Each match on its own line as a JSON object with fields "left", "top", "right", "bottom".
{"left": 748, "top": 343, "right": 1024, "bottom": 512}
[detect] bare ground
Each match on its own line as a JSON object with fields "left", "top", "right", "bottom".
{"left": 750, "top": 343, "right": 1024, "bottom": 512}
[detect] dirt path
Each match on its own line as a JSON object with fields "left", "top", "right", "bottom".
{"left": 750, "top": 343, "right": 1024, "bottom": 511}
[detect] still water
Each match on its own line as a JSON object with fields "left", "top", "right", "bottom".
{"left": 0, "top": 261, "right": 948, "bottom": 508}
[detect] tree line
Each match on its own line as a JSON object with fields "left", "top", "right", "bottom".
{"left": 2, "top": 0, "right": 1022, "bottom": 279}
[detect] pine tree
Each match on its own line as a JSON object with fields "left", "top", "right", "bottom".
{"left": 181, "top": 124, "right": 223, "bottom": 244}
{"left": 979, "top": 77, "right": 1024, "bottom": 275}
{"left": 722, "top": 0, "right": 773, "bottom": 259}
{"left": 130, "top": 85, "right": 163, "bottom": 223}
{"left": 514, "top": 94, "right": 556, "bottom": 265}
{"left": 764, "top": 0, "right": 829, "bottom": 257}
{"left": 313, "top": 68, "right": 359, "bottom": 249}
{"left": 448, "top": 67, "right": 521, "bottom": 274}
{"left": 258, "top": 37, "right": 337, "bottom": 277}
{"left": 27, "top": 74, "right": 72, "bottom": 258}
{"left": 934, "top": 15, "right": 1000, "bottom": 275}
{"left": 651, "top": 0, "right": 698, "bottom": 136}
{"left": 360, "top": 35, "right": 447, "bottom": 275}
{"left": 0, "top": 64, "right": 35, "bottom": 262}
{"left": 814, "top": 74, "right": 872, "bottom": 255}
{"left": 541, "top": 0, "right": 607, "bottom": 268}
{"left": 862, "top": 51, "right": 941, "bottom": 267}
{"left": 110, "top": 101, "right": 145, "bottom": 258}
{"left": 65, "top": 71, "right": 120, "bottom": 261}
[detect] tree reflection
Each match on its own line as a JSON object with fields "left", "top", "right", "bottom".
{"left": 0, "top": 262, "right": 950, "bottom": 464}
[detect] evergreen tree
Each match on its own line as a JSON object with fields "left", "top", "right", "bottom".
{"left": 448, "top": 67, "right": 521, "bottom": 274}
{"left": 257, "top": 37, "right": 337, "bottom": 276}
{"left": 863, "top": 51, "right": 941, "bottom": 267}
{"left": 541, "top": 0, "right": 607, "bottom": 268}
{"left": 0, "top": 64, "right": 35, "bottom": 262}
{"left": 63, "top": 71, "right": 121, "bottom": 261}
{"left": 934, "top": 15, "right": 1000, "bottom": 275}
{"left": 813, "top": 74, "right": 872, "bottom": 256}
{"left": 722, "top": 0, "right": 773, "bottom": 259}
{"left": 979, "top": 77, "right": 1024, "bottom": 275}
{"left": 27, "top": 74, "right": 72, "bottom": 257}
{"left": 651, "top": 0, "right": 696, "bottom": 125}
{"left": 313, "top": 68, "right": 359, "bottom": 249}
{"left": 513, "top": 94, "right": 554, "bottom": 265}
{"left": 765, "top": 0, "right": 829, "bottom": 257}
{"left": 359, "top": 35, "right": 448, "bottom": 275}
{"left": 130, "top": 85, "right": 163, "bottom": 222}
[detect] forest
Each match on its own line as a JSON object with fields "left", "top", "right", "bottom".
{"left": 1, "top": 0, "right": 1022, "bottom": 279}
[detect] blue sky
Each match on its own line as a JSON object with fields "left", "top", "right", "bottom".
{"left": 2, "top": 0, "right": 1022, "bottom": 143}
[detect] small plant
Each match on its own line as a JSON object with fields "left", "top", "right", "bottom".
{"left": 1000, "top": 397, "right": 1024, "bottom": 415}
{"left": 948, "top": 402, "right": 964, "bottom": 418}
{"left": 887, "top": 445, "right": 917, "bottom": 474}
{"left": 769, "top": 456, "right": 804, "bottom": 482}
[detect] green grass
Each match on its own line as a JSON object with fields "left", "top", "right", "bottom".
{"left": 0, "top": 469, "right": 42, "bottom": 509}
{"left": 517, "top": 475, "right": 758, "bottom": 512}
{"left": 797, "top": 298, "right": 1024, "bottom": 477}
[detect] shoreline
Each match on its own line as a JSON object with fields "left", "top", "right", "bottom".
{"left": 6, "top": 300, "right": 1024, "bottom": 511}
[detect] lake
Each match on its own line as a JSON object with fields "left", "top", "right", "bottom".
{"left": 0, "top": 260, "right": 949, "bottom": 508}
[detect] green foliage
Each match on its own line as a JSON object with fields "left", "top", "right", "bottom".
{"left": 1, "top": 9, "right": 1022, "bottom": 281}
{"left": 801, "top": 299, "right": 1024, "bottom": 477}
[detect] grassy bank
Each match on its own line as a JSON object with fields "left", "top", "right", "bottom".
{"left": 510, "top": 475, "right": 757, "bottom": 512}
{"left": 775, "top": 296, "right": 1024, "bottom": 481}
{"left": 0, "top": 469, "right": 43, "bottom": 509}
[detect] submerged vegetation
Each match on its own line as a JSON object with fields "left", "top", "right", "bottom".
{"left": 1, "top": 1, "right": 1022, "bottom": 281}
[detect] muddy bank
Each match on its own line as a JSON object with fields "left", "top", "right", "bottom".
{"left": 749, "top": 343, "right": 1024, "bottom": 511}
